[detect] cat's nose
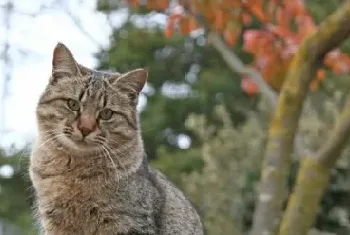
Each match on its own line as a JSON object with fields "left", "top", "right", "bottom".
{"left": 77, "top": 115, "right": 97, "bottom": 137}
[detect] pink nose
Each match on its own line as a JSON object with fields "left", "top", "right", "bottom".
{"left": 77, "top": 115, "right": 97, "bottom": 137}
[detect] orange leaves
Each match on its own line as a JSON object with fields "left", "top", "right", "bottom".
{"left": 241, "top": 77, "right": 259, "bottom": 97}
{"left": 242, "top": 12, "right": 252, "bottom": 25}
{"left": 284, "top": 0, "right": 306, "bottom": 16}
{"left": 243, "top": 30, "right": 275, "bottom": 54}
{"left": 310, "top": 69, "right": 327, "bottom": 91}
{"left": 324, "top": 51, "right": 350, "bottom": 74}
{"left": 296, "top": 15, "right": 316, "bottom": 39}
{"left": 223, "top": 28, "right": 238, "bottom": 46}
{"left": 126, "top": 0, "right": 140, "bottom": 8}
{"left": 164, "top": 13, "right": 199, "bottom": 38}
{"left": 165, "top": 20, "right": 174, "bottom": 38}
{"left": 223, "top": 21, "right": 241, "bottom": 46}
{"left": 245, "top": 0, "right": 266, "bottom": 23}
{"left": 145, "top": 0, "right": 169, "bottom": 10}
{"left": 165, "top": 14, "right": 178, "bottom": 38}
{"left": 126, "top": 0, "right": 169, "bottom": 10}
{"left": 179, "top": 16, "right": 191, "bottom": 35}
{"left": 126, "top": 0, "right": 350, "bottom": 95}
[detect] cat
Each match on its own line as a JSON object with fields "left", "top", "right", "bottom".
{"left": 29, "top": 43, "right": 204, "bottom": 235}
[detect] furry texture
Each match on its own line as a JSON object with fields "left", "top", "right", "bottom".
{"left": 29, "top": 43, "right": 204, "bottom": 235}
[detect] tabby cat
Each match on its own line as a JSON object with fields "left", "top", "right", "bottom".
{"left": 29, "top": 43, "right": 204, "bottom": 235}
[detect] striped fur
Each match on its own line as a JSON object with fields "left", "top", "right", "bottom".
{"left": 29, "top": 43, "right": 203, "bottom": 235}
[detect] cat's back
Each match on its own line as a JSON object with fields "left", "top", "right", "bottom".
{"left": 148, "top": 167, "right": 204, "bottom": 235}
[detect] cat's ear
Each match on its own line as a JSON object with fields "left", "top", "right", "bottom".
{"left": 51, "top": 43, "right": 81, "bottom": 81}
{"left": 110, "top": 68, "right": 148, "bottom": 100}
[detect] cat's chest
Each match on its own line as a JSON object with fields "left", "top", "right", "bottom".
{"left": 38, "top": 171, "right": 158, "bottom": 235}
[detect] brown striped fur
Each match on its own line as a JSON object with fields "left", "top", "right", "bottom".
{"left": 29, "top": 43, "right": 203, "bottom": 235}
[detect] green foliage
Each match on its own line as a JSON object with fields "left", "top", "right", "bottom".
{"left": 0, "top": 150, "right": 35, "bottom": 235}
{"left": 97, "top": 21, "right": 254, "bottom": 161}
{"left": 95, "top": 3, "right": 350, "bottom": 234}
{"left": 175, "top": 95, "right": 350, "bottom": 235}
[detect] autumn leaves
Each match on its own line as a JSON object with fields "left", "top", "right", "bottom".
{"left": 126, "top": 0, "right": 350, "bottom": 97}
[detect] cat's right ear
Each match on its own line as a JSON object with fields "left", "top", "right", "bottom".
{"left": 50, "top": 43, "right": 81, "bottom": 83}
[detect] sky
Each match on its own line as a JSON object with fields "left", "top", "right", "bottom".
{"left": 0, "top": 0, "right": 117, "bottom": 148}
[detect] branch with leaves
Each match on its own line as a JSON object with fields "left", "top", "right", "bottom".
{"left": 251, "top": 2, "right": 350, "bottom": 235}
{"left": 109, "top": 0, "right": 350, "bottom": 234}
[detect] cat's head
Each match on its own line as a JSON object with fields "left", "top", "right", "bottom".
{"left": 36, "top": 43, "right": 147, "bottom": 156}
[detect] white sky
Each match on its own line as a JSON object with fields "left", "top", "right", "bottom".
{"left": 0, "top": 0, "right": 116, "bottom": 148}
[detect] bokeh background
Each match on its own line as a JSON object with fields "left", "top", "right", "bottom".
{"left": 0, "top": 0, "right": 350, "bottom": 234}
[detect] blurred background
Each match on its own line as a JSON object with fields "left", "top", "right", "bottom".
{"left": 0, "top": 0, "right": 350, "bottom": 234}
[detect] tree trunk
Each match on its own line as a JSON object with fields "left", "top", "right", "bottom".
{"left": 250, "top": 1, "right": 350, "bottom": 235}
{"left": 279, "top": 94, "right": 350, "bottom": 235}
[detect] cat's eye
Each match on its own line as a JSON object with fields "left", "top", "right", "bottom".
{"left": 67, "top": 99, "right": 80, "bottom": 111}
{"left": 99, "top": 109, "right": 113, "bottom": 120}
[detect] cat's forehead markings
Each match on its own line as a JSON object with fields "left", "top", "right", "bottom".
{"left": 89, "top": 70, "right": 114, "bottom": 80}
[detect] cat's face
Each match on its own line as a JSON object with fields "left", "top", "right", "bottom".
{"left": 36, "top": 43, "right": 147, "bottom": 156}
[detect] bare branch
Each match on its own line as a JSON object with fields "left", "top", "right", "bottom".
{"left": 207, "top": 32, "right": 278, "bottom": 108}
{"left": 63, "top": 6, "right": 105, "bottom": 51}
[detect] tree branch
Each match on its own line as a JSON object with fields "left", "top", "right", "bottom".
{"left": 250, "top": 1, "right": 350, "bottom": 235}
{"left": 279, "top": 94, "right": 350, "bottom": 235}
{"left": 317, "top": 96, "right": 350, "bottom": 167}
{"left": 63, "top": 6, "right": 105, "bottom": 51}
{"left": 206, "top": 31, "right": 312, "bottom": 158}
{"left": 207, "top": 31, "right": 278, "bottom": 109}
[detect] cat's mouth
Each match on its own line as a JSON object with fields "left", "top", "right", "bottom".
{"left": 58, "top": 136, "right": 101, "bottom": 156}
{"left": 71, "top": 136, "right": 98, "bottom": 147}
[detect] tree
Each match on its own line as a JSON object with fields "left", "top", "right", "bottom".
{"left": 114, "top": 0, "right": 350, "bottom": 234}
{"left": 96, "top": 20, "right": 255, "bottom": 163}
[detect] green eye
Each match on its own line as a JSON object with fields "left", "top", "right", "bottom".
{"left": 100, "top": 109, "right": 113, "bottom": 120}
{"left": 67, "top": 99, "right": 80, "bottom": 111}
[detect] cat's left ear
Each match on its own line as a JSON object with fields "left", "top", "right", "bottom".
{"left": 110, "top": 68, "right": 148, "bottom": 100}
{"left": 51, "top": 43, "right": 81, "bottom": 82}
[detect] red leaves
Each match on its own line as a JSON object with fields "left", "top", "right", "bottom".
{"left": 145, "top": 0, "right": 169, "bottom": 10}
{"left": 165, "top": 21, "right": 174, "bottom": 39}
{"left": 243, "top": 30, "right": 274, "bottom": 54}
{"left": 214, "top": 9, "right": 226, "bottom": 31}
{"left": 223, "top": 22, "right": 241, "bottom": 46}
{"left": 284, "top": 0, "right": 306, "bottom": 16}
{"left": 164, "top": 14, "right": 179, "bottom": 38}
{"left": 241, "top": 77, "right": 259, "bottom": 97}
{"left": 126, "top": 0, "right": 350, "bottom": 95}
{"left": 164, "top": 13, "right": 199, "bottom": 38}
{"left": 324, "top": 51, "right": 350, "bottom": 74}
{"left": 126, "top": 0, "right": 140, "bottom": 8}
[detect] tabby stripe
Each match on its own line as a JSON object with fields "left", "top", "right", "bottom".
{"left": 110, "top": 130, "right": 133, "bottom": 141}
{"left": 114, "top": 111, "right": 137, "bottom": 130}
{"left": 39, "top": 97, "right": 63, "bottom": 105}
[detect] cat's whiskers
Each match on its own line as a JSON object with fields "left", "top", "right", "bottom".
{"left": 98, "top": 146, "right": 133, "bottom": 214}
{"left": 102, "top": 140, "right": 130, "bottom": 167}
{"left": 99, "top": 144, "right": 117, "bottom": 171}
{"left": 15, "top": 145, "right": 32, "bottom": 170}
{"left": 102, "top": 143, "right": 126, "bottom": 171}
{"left": 16, "top": 131, "right": 59, "bottom": 167}
{"left": 97, "top": 146, "right": 121, "bottom": 190}
{"left": 35, "top": 133, "right": 67, "bottom": 153}
{"left": 107, "top": 143, "right": 134, "bottom": 187}
{"left": 106, "top": 139, "right": 136, "bottom": 168}
{"left": 97, "top": 140, "right": 132, "bottom": 184}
